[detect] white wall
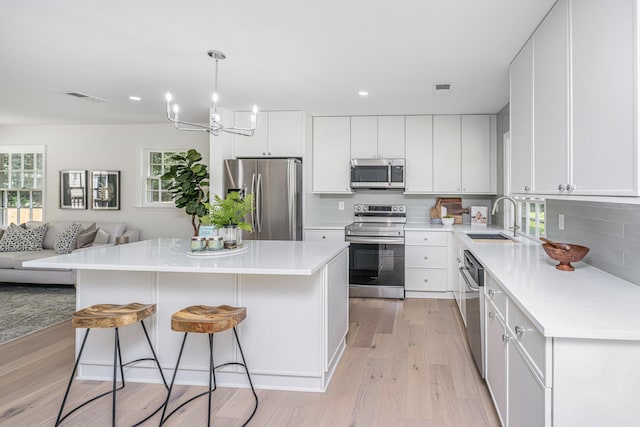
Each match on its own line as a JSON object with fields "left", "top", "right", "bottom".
{"left": 0, "top": 123, "right": 209, "bottom": 239}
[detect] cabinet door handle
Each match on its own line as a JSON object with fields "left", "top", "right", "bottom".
{"left": 567, "top": 184, "right": 575, "bottom": 191}
{"left": 268, "top": 152, "right": 272, "bottom": 156}
{"left": 456, "top": 257, "right": 461, "bottom": 263}
{"left": 262, "top": 152, "right": 267, "bottom": 156}
{"left": 488, "top": 289, "right": 495, "bottom": 297}
{"left": 424, "top": 256, "right": 429, "bottom": 260}
{"left": 322, "top": 235, "right": 326, "bottom": 239}
{"left": 515, "top": 326, "right": 525, "bottom": 336}
{"left": 423, "top": 278, "right": 429, "bottom": 283}
{"left": 424, "top": 237, "right": 429, "bottom": 241}
{"left": 502, "top": 334, "right": 510, "bottom": 343}
{"left": 558, "top": 184, "right": 566, "bottom": 191}
{"left": 488, "top": 311, "right": 495, "bottom": 319}
{"left": 524, "top": 185, "right": 530, "bottom": 191}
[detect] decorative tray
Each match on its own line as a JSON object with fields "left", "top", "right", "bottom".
{"left": 185, "top": 244, "right": 248, "bottom": 258}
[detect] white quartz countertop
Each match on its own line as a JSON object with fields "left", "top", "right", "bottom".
{"left": 23, "top": 239, "right": 350, "bottom": 276}
{"left": 455, "top": 229, "right": 640, "bottom": 341}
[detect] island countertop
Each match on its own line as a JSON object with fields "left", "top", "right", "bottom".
{"left": 23, "top": 238, "right": 350, "bottom": 276}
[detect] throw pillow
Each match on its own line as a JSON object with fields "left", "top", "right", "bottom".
{"left": 0, "top": 223, "right": 48, "bottom": 252}
{"left": 76, "top": 223, "right": 98, "bottom": 248}
{"left": 54, "top": 223, "right": 83, "bottom": 254}
{"left": 93, "top": 228, "right": 110, "bottom": 244}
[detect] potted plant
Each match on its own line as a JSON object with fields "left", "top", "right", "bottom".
{"left": 209, "top": 191, "right": 254, "bottom": 243}
{"left": 160, "top": 149, "right": 209, "bottom": 236}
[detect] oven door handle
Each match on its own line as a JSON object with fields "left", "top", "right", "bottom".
{"left": 459, "top": 266, "right": 480, "bottom": 292}
{"left": 346, "top": 237, "right": 405, "bottom": 245}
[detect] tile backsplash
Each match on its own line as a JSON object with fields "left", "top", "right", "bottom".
{"left": 546, "top": 200, "right": 640, "bottom": 286}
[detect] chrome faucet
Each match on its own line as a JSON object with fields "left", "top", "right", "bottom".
{"left": 491, "top": 196, "right": 520, "bottom": 237}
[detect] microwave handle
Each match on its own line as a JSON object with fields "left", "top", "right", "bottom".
{"left": 388, "top": 162, "right": 392, "bottom": 186}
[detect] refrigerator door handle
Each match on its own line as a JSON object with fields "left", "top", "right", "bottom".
{"left": 256, "top": 173, "right": 263, "bottom": 233}
{"left": 250, "top": 173, "right": 256, "bottom": 232}
{"left": 288, "top": 160, "right": 296, "bottom": 239}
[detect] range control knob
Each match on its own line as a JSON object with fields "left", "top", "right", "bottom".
{"left": 399, "top": 206, "right": 406, "bottom": 212}
{"left": 392, "top": 206, "right": 398, "bottom": 212}
{"left": 363, "top": 205, "right": 368, "bottom": 211}
{"left": 354, "top": 205, "right": 362, "bottom": 212}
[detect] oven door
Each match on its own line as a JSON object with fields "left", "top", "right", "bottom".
{"left": 347, "top": 236, "right": 405, "bottom": 299}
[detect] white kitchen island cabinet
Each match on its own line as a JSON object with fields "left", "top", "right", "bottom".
{"left": 24, "top": 239, "right": 350, "bottom": 392}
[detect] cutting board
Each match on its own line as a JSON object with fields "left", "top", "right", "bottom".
{"left": 430, "top": 198, "right": 468, "bottom": 224}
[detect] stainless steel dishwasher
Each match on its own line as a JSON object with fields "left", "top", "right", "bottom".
{"left": 459, "top": 250, "right": 485, "bottom": 377}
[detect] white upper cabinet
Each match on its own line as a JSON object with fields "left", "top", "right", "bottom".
{"left": 570, "top": 0, "right": 636, "bottom": 195}
{"left": 350, "top": 116, "right": 405, "bottom": 159}
{"left": 461, "top": 115, "right": 492, "bottom": 193}
{"left": 268, "top": 111, "right": 304, "bottom": 157}
{"left": 533, "top": 0, "right": 569, "bottom": 194}
{"left": 350, "top": 116, "right": 378, "bottom": 158}
{"left": 233, "top": 111, "right": 269, "bottom": 158}
{"left": 510, "top": 39, "right": 534, "bottom": 194}
{"left": 509, "top": 0, "right": 639, "bottom": 197}
{"left": 433, "top": 115, "right": 462, "bottom": 192}
{"left": 405, "top": 115, "right": 433, "bottom": 193}
{"left": 377, "top": 116, "right": 405, "bottom": 158}
{"left": 234, "top": 111, "right": 303, "bottom": 158}
{"left": 312, "top": 117, "right": 351, "bottom": 193}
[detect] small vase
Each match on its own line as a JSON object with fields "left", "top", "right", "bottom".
{"left": 217, "top": 225, "right": 238, "bottom": 244}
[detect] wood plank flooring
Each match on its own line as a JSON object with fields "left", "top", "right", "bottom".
{"left": 0, "top": 298, "right": 500, "bottom": 426}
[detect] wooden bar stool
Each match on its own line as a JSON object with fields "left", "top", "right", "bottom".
{"left": 56, "top": 303, "right": 168, "bottom": 427}
{"left": 160, "top": 305, "right": 258, "bottom": 426}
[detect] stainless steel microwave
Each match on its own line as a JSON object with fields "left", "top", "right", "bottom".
{"left": 350, "top": 159, "right": 405, "bottom": 189}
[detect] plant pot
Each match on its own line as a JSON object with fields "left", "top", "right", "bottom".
{"left": 217, "top": 225, "right": 238, "bottom": 244}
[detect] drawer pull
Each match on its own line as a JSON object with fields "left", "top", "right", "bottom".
{"left": 424, "top": 237, "right": 429, "bottom": 241}
{"left": 515, "top": 326, "right": 525, "bottom": 336}
{"left": 322, "top": 236, "right": 326, "bottom": 239}
{"left": 502, "top": 334, "right": 510, "bottom": 343}
{"left": 488, "top": 311, "right": 495, "bottom": 319}
{"left": 424, "top": 256, "right": 428, "bottom": 260}
{"left": 423, "top": 279, "right": 429, "bottom": 283}
{"left": 488, "top": 288, "right": 501, "bottom": 297}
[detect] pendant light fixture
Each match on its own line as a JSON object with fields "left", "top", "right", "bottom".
{"left": 165, "top": 50, "right": 259, "bottom": 136}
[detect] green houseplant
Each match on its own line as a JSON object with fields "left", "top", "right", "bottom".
{"left": 160, "top": 149, "right": 209, "bottom": 236}
{"left": 208, "top": 191, "right": 254, "bottom": 233}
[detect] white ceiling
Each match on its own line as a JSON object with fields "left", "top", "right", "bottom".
{"left": 0, "top": 0, "right": 555, "bottom": 126}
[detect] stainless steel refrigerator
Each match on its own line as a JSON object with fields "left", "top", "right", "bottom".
{"left": 223, "top": 158, "right": 302, "bottom": 241}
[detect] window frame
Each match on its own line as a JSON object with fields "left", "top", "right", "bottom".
{"left": 138, "top": 148, "right": 188, "bottom": 208}
{"left": 514, "top": 196, "right": 546, "bottom": 241}
{"left": 0, "top": 145, "right": 46, "bottom": 227}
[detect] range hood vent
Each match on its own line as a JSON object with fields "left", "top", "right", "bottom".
{"left": 433, "top": 82, "right": 453, "bottom": 94}
{"left": 63, "top": 91, "right": 108, "bottom": 103}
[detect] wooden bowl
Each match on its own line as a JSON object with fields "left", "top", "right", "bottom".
{"left": 541, "top": 243, "right": 590, "bottom": 271}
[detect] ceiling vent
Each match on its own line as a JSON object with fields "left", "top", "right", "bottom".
{"left": 433, "top": 82, "right": 453, "bottom": 94}
{"left": 63, "top": 91, "right": 108, "bottom": 103}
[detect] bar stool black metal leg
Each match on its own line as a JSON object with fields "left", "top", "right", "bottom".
{"left": 160, "top": 332, "right": 189, "bottom": 426}
{"left": 112, "top": 328, "right": 121, "bottom": 427}
{"left": 207, "top": 333, "right": 217, "bottom": 427}
{"left": 140, "top": 320, "right": 168, "bottom": 388}
{"left": 233, "top": 327, "right": 258, "bottom": 426}
{"left": 56, "top": 328, "right": 91, "bottom": 426}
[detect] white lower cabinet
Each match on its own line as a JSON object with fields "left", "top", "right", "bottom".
{"left": 484, "top": 273, "right": 551, "bottom": 427}
{"left": 485, "top": 301, "right": 508, "bottom": 426}
{"left": 304, "top": 228, "right": 345, "bottom": 242}
{"left": 452, "top": 237, "right": 465, "bottom": 322}
{"left": 404, "top": 231, "right": 451, "bottom": 295}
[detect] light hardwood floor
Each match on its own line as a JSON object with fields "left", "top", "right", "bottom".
{"left": 0, "top": 298, "right": 500, "bottom": 426}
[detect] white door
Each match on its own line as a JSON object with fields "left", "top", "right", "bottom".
{"left": 404, "top": 115, "right": 433, "bottom": 192}
{"left": 433, "top": 115, "right": 462, "bottom": 192}
{"left": 461, "top": 115, "right": 491, "bottom": 193}
{"left": 234, "top": 111, "right": 269, "bottom": 157}
{"left": 508, "top": 344, "right": 550, "bottom": 427}
{"left": 533, "top": 0, "right": 569, "bottom": 193}
{"left": 571, "top": 0, "right": 636, "bottom": 195}
{"left": 510, "top": 40, "right": 534, "bottom": 194}
{"left": 377, "top": 116, "right": 405, "bottom": 158}
{"left": 312, "top": 117, "right": 351, "bottom": 193}
{"left": 350, "top": 116, "right": 377, "bottom": 158}
{"left": 267, "top": 111, "right": 303, "bottom": 157}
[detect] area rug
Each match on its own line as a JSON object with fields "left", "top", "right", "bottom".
{"left": 0, "top": 284, "right": 75, "bottom": 344}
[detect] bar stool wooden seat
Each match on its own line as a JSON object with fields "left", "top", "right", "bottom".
{"left": 160, "top": 305, "right": 258, "bottom": 426}
{"left": 56, "top": 303, "right": 168, "bottom": 427}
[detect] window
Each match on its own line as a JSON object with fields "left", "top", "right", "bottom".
{"left": 141, "top": 149, "right": 186, "bottom": 206}
{"left": 0, "top": 146, "right": 45, "bottom": 226}
{"left": 515, "top": 197, "right": 545, "bottom": 240}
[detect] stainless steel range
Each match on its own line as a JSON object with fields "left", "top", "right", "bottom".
{"left": 345, "top": 204, "right": 406, "bottom": 299}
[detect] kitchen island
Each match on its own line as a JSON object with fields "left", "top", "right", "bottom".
{"left": 24, "top": 238, "right": 350, "bottom": 392}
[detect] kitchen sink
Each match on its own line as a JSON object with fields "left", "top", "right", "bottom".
{"left": 465, "top": 232, "right": 519, "bottom": 242}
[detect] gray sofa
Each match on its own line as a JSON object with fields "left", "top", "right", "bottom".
{"left": 0, "top": 221, "right": 139, "bottom": 285}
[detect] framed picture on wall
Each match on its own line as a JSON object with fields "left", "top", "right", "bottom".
{"left": 90, "top": 170, "right": 120, "bottom": 210}
{"left": 59, "top": 170, "right": 88, "bottom": 209}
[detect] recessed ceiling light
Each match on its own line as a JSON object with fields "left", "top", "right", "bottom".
{"left": 358, "top": 91, "right": 369, "bottom": 97}
{"left": 129, "top": 96, "right": 142, "bottom": 101}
